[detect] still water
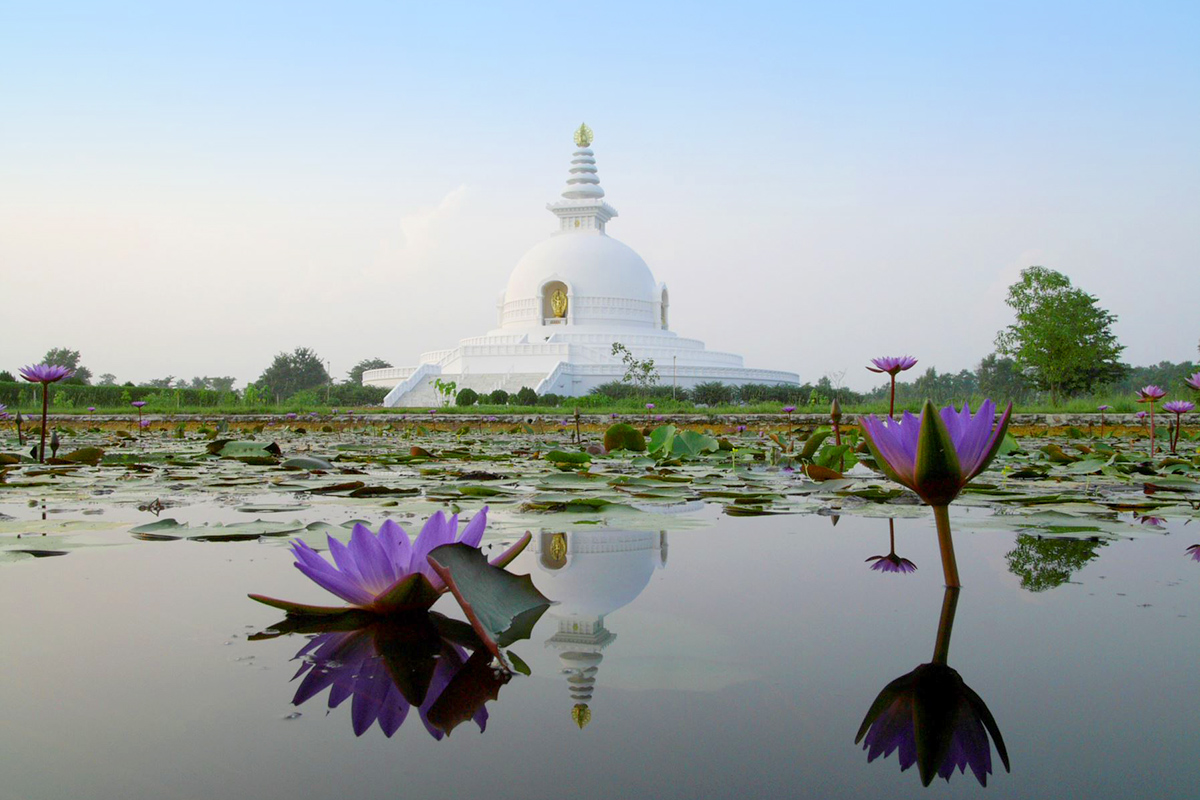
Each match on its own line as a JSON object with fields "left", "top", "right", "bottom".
{"left": 1, "top": 507, "right": 1196, "bottom": 799}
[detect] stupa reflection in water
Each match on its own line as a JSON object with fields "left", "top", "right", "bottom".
{"left": 530, "top": 530, "right": 668, "bottom": 728}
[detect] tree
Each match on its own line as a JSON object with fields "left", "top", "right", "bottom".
{"left": 976, "top": 354, "right": 1029, "bottom": 403}
{"left": 0, "top": 370, "right": 14, "bottom": 383}
{"left": 455, "top": 388, "right": 479, "bottom": 406}
{"left": 42, "top": 347, "right": 92, "bottom": 384}
{"left": 610, "top": 343, "right": 659, "bottom": 394}
{"left": 256, "top": 347, "right": 330, "bottom": 402}
{"left": 348, "top": 358, "right": 393, "bottom": 385}
{"left": 515, "top": 386, "right": 537, "bottom": 406}
{"left": 995, "top": 267, "right": 1125, "bottom": 404}
{"left": 1005, "top": 535, "right": 1107, "bottom": 592}
{"left": 487, "top": 389, "right": 509, "bottom": 405}
{"left": 97, "top": 373, "right": 117, "bottom": 386}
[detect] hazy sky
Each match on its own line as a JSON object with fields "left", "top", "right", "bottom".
{"left": 2, "top": 1, "right": 1196, "bottom": 391}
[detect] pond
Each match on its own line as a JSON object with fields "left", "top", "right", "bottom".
{"left": 0, "top": 418, "right": 1197, "bottom": 798}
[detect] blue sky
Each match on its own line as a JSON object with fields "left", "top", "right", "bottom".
{"left": 2, "top": 1, "right": 1196, "bottom": 389}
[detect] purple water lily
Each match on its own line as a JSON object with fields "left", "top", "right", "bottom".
{"left": 858, "top": 400, "right": 1012, "bottom": 586}
{"left": 20, "top": 363, "right": 74, "bottom": 463}
{"left": 867, "top": 520, "right": 917, "bottom": 574}
{"left": 277, "top": 509, "right": 527, "bottom": 614}
{"left": 868, "top": 356, "right": 917, "bottom": 418}
{"left": 1137, "top": 385, "right": 1166, "bottom": 455}
{"left": 1164, "top": 400, "right": 1194, "bottom": 453}
{"left": 1187, "top": 373, "right": 1200, "bottom": 393}
{"left": 290, "top": 623, "right": 499, "bottom": 739}
{"left": 1186, "top": 544, "right": 1200, "bottom": 562}
{"left": 131, "top": 400, "right": 147, "bottom": 408}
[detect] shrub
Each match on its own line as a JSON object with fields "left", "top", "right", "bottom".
{"left": 603, "top": 423, "right": 646, "bottom": 452}
{"left": 515, "top": 386, "right": 537, "bottom": 406}
{"left": 692, "top": 381, "right": 734, "bottom": 405}
{"left": 456, "top": 388, "right": 480, "bottom": 407}
{"left": 487, "top": 389, "right": 509, "bottom": 405}
{"left": 538, "top": 393, "right": 563, "bottom": 407}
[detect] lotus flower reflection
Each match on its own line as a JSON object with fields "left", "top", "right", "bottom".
{"left": 1186, "top": 544, "right": 1200, "bottom": 563}
{"left": 866, "top": 520, "right": 917, "bottom": 574}
{"left": 858, "top": 400, "right": 1011, "bottom": 586}
{"left": 251, "top": 508, "right": 530, "bottom": 615}
{"left": 290, "top": 621, "right": 504, "bottom": 739}
{"left": 856, "top": 588, "right": 1009, "bottom": 787}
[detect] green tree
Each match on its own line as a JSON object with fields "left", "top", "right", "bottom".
{"left": 97, "top": 373, "right": 117, "bottom": 386}
{"left": 42, "top": 347, "right": 92, "bottom": 384}
{"left": 610, "top": 343, "right": 659, "bottom": 394}
{"left": 455, "top": 388, "right": 479, "bottom": 406}
{"left": 515, "top": 386, "right": 537, "bottom": 406}
{"left": 995, "top": 267, "right": 1125, "bottom": 404}
{"left": 0, "top": 370, "right": 14, "bottom": 383}
{"left": 1005, "top": 534, "right": 1107, "bottom": 592}
{"left": 348, "top": 358, "right": 393, "bottom": 385}
{"left": 256, "top": 347, "right": 330, "bottom": 402}
{"left": 976, "top": 354, "right": 1030, "bottom": 403}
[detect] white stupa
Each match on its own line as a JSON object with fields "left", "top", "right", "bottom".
{"left": 363, "top": 124, "right": 799, "bottom": 406}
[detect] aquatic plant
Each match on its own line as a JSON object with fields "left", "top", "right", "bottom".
{"left": 858, "top": 399, "right": 1012, "bottom": 586}
{"left": 1187, "top": 544, "right": 1200, "bottom": 562}
{"left": 1097, "top": 405, "right": 1109, "bottom": 434}
{"left": 1163, "top": 400, "right": 1193, "bottom": 453}
{"left": 866, "top": 520, "right": 916, "bottom": 574}
{"left": 1186, "top": 373, "right": 1200, "bottom": 393}
{"left": 867, "top": 355, "right": 917, "bottom": 418}
{"left": 20, "top": 363, "right": 74, "bottom": 462}
{"left": 856, "top": 588, "right": 1009, "bottom": 786}
{"left": 1136, "top": 385, "right": 1166, "bottom": 456}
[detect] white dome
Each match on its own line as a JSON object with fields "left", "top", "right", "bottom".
{"left": 504, "top": 233, "right": 658, "bottom": 307}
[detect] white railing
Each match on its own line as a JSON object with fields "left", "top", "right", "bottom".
{"left": 535, "top": 361, "right": 569, "bottom": 395}
{"left": 362, "top": 367, "right": 416, "bottom": 385}
{"left": 383, "top": 363, "right": 442, "bottom": 407}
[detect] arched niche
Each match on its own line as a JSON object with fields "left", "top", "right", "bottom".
{"left": 541, "top": 280, "right": 570, "bottom": 325}
{"left": 539, "top": 532, "right": 569, "bottom": 570}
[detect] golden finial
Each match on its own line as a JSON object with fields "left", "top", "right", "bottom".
{"left": 573, "top": 122, "right": 593, "bottom": 148}
{"left": 572, "top": 703, "right": 592, "bottom": 729}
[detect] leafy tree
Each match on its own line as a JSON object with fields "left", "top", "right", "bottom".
{"left": 1005, "top": 535, "right": 1107, "bottom": 592}
{"left": 487, "top": 389, "right": 509, "bottom": 405}
{"left": 455, "top": 388, "right": 479, "bottom": 406}
{"left": 515, "top": 386, "right": 538, "bottom": 406}
{"left": 692, "top": 381, "right": 734, "bottom": 405}
{"left": 97, "top": 373, "right": 117, "bottom": 386}
{"left": 976, "top": 354, "right": 1029, "bottom": 403}
{"left": 42, "top": 347, "right": 92, "bottom": 384}
{"left": 995, "top": 267, "right": 1125, "bottom": 404}
{"left": 256, "top": 347, "right": 330, "bottom": 402}
{"left": 610, "top": 343, "right": 659, "bottom": 394}
{"left": 144, "top": 376, "right": 176, "bottom": 389}
{"left": 538, "top": 393, "right": 563, "bottom": 407}
{"left": 0, "top": 370, "right": 14, "bottom": 383}
{"left": 348, "top": 358, "right": 393, "bottom": 385}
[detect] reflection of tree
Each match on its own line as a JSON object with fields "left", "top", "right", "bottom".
{"left": 1004, "top": 535, "right": 1107, "bottom": 592}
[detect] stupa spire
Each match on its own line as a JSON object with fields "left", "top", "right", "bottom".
{"left": 548, "top": 123, "right": 617, "bottom": 233}
{"left": 562, "top": 123, "right": 605, "bottom": 200}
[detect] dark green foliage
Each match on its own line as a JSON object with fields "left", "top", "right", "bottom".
{"left": 995, "top": 266, "right": 1126, "bottom": 403}
{"left": 589, "top": 381, "right": 683, "bottom": 401}
{"left": 603, "top": 423, "right": 646, "bottom": 452}
{"left": 256, "top": 347, "right": 331, "bottom": 403}
{"left": 977, "top": 354, "right": 1030, "bottom": 404}
{"left": 42, "top": 347, "right": 91, "bottom": 385}
{"left": 347, "top": 358, "right": 392, "bottom": 385}
{"left": 456, "top": 388, "right": 480, "bottom": 407}
{"left": 692, "top": 381, "right": 733, "bottom": 405}
{"left": 1102, "top": 360, "right": 1199, "bottom": 395}
{"left": 538, "top": 393, "right": 562, "bottom": 407}
{"left": 487, "top": 389, "right": 509, "bottom": 405}
{"left": 1004, "top": 534, "right": 1107, "bottom": 592}
{"left": 0, "top": 371, "right": 13, "bottom": 383}
{"left": 515, "top": 386, "right": 537, "bottom": 406}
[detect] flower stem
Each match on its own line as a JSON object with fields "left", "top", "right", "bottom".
{"left": 931, "top": 586, "right": 960, "bottom": 665}
{"left": 888, "top": 377, "right": 896, "bottom": 419}
{"left": 1149, "top": 404, "right": 1156, "bottom": 458}
{"left": 932, "top": 504, "right": 960, "bottom": 588}
{"left": 39, "top": 384, "right": 49, "bottom": 463}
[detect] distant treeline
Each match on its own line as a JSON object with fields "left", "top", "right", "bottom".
{"left": 0, "top": 381, "right": 388, "bottom": 411}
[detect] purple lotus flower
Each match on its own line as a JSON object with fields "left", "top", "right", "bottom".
{"left": 856, "top": 662, "right": 1009, "bottom": 786}
{"left": 19, "top": 364, "right": 74, "bottom": 384}
{"left": 1136, "top": 411, "right": 1148, "bottom": 421}
{"left": 783, "top": 405, "right": 796, "bottom": 414}
{"left": 736, "top": 425, "right": 747, "bottom": 432}
{"left": 1097, "top": 405, "right": 1109, "bottom": 411}
{"left": 1186, "top": 373, "right": 1200, "bottom": 392}
{"left": 1137, "top": 385, "right": 1166, "bottom": 402}
{"left": 138, "top": 419, "right": 151, "bottom": 428}
{"left": 610, "top": 413, "right": 619, "bottom": 419}
{"left": 1187, "top": 544, "right": 1200, "bottom": 562}
{"left": 1164, "top": 400, "right": 1194, "bottom": 414}
{"left": 858, "top": 400, "right": 1012, "bottom": 507}
{"left": 286, "top": 412, "right": 298, "bottom": 420}
{"left": 282, "top": 510, "right": 527, "bottom": 614}
{"left": 290, "top": 623, "right": 498, "bottom": 739}
{"left": 87, "top": 406, "right": 95, "bottom": 412}
{"left": 867, "top": 553, "right": 918, "bottom": 573}
{"left": 131, "top": 401, "right": 147, "bottom": 409}
{"left": 646, "top": 403, "right": 655, "bottom": 410}
{"left": 867, "top": 356, "right": 918, "bottom": 376}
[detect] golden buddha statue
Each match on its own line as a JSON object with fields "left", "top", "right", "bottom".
{"left": 551, "top": 290, "right": 569, "bottom": 318}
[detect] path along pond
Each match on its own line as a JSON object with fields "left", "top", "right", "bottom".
{"left": 0, "top": 417, "right": 1197, "bottom": 799}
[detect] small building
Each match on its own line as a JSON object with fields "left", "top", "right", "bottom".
{"left": 364, "top": 125, "right": 799, "bottom": 405}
